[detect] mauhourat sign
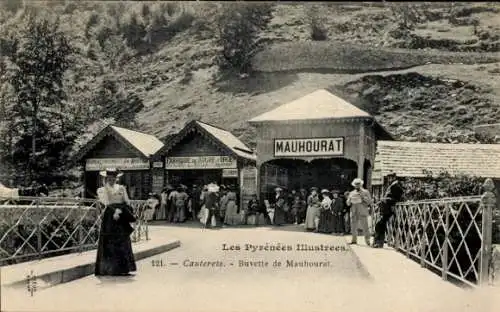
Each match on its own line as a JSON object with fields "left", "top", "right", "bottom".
{"left": 165, "top": 156, "right": 237, "bottom": 169}
{"left": 85, "top": 158, "right": 150, "bottom": 171}
{"left": 274, "top": 137, "right": 344, "bottom": 157}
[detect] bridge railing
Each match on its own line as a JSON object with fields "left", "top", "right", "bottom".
{"left": 0, "top": 196, "right": 149, "bottom": 266}
{"left": 378, "top": 179, "right": 498, "bottom": 287}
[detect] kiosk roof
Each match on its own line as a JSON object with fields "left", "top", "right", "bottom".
{"left": 71, "top": 125, "right": 164, "bottom": 165}
{"left": 249, "top": 89, "right": 371, "bottom": 123}
{"left": 372, "top": 140, "right": 500, "bottom": 184}
{"left": 111, "top": 126, "right": 164, "bottom": 157}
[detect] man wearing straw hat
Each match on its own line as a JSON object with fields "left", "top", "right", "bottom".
{"left": 346, "top": 178, "right": 373, "bottom": 246}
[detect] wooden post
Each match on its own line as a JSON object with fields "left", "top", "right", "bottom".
{"left": 256, "top": 163, "right": 262, "bottom": 202}
{"left": 480, "top": 178, "right": 495, "bottom": 286}
{"left": 357, "top": 123, "right": 365, "bottom": 179}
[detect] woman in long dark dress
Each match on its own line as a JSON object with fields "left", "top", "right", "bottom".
{"left": 95, "top": 168, "right": 137, "bottom": 276}
{"left": 273, "top": 187, "right": 286, "bottom": 226}
{"left": 317, "top": 189, "right": 335, "bottom": 234}
{"left": 331, "top": 190, "right": 345, "bottom": 235}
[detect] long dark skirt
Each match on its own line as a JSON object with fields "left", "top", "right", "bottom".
{"left": 317, "top": 209, "right": 335, "bottom": 234}
{"left": 273, "top": 207, "right": 286, "bottom": 226}
{"left": 332, "top": 212, "right": 345, "bottom": 233}
{"left": 95, "top": 204, "right": 137, "bottom": 276}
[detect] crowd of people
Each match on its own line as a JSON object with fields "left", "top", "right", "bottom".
{"left": 92, "top": 167, "right": 405, "bottom": 276}
{"left": 136, "top": 173, "right": 404, "bottom": 247}
{"left": 265, "top": 186, "right": 351, "bottom": 235}
{"left": 144, "top": 183, "right": 245, "bottom": 227}
{"left": 264, "top": 174, "right": 404, "bottom": 247}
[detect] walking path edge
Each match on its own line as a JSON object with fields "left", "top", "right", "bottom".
{"left": 1, "top": 230, "right": 180, "bottom": 290}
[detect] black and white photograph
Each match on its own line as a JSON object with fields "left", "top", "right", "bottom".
{"left": 0, "top": 1, "right": 499, "bottom": 311}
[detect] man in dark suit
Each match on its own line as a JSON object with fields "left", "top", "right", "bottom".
{"left": 190, "top": 184, "right": 201, "bottom": 221}
{"left": 204, "top": 183, "right": 220, "bottom": 229}
{"left": 373, "top": 172, "right": 405, "bottom": 248}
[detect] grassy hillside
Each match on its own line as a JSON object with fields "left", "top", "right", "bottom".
{"left": 1, "top": 1, "right": 500, "bottom": 157}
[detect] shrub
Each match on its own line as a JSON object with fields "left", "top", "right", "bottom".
{"left": 402, "top": 170, "right": 483, "bottom": 201}
{"left": 307, "top": 5, "right": 328, "bottom": 41}
{"left": 167, "top": 9, "right": 195, "bottom": 36}
{"left": 215, "top": 2, "right": 274, "bottom": 75}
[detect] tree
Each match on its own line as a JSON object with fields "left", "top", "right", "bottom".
{"left": 215, "top": 2, "right": 274, "bottom": 75}
{"left": 4, "top": 14, "right": 74, "bottom": 185}
{"left": 92, "top": 77, "right": 144, "bottom": 128}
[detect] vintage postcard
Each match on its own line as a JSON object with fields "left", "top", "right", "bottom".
{"left": 0, "top": 1, "right": 499, "bottom": 311}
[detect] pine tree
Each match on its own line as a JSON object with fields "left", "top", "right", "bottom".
{"left": 5, "top": 14, "right": 74, "bottom": 185}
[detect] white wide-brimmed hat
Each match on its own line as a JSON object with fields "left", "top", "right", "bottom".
{"left": 275, "top": 187, "right": 283, "bottom": 192}
{"left": 207, "top": 183, "right": 220, "bottom": 193}
{"left": 99, "top": 168, "right": 123, "bottom": 178}
{"left": 351, "top": 178, "right": 364, "bottom": 187}
{"left": 321, "top": 189, "right": 330, "bottom": 194}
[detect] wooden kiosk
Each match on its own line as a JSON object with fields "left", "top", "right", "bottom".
{"left": 72, "top": 125, "right": 164, "bottom": 200}
{"left": 247, "top": 89, "right": 393, "bottom": 200}
{"left": 152, "top": 120, "right": 257, "bottom": 209}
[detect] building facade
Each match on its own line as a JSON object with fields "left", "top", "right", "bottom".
{"left": 248, "top": 89, "right": 393, "bottom": 200}
{"left": 152, "top": 120, "right": 257, "bottom": 209}
{"left": 72, "top": 125, "right": 164, "bottom": 200}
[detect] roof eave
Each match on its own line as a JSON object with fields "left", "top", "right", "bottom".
{"left": 69, "top": 125, "right": 113, "bottom": 167}
{"left": 69, "top": 126, "right": 152, "bottom": 170}
{"left": 373, "top": 122, "right": 394, "bottom": 140}
{"left": 248, "top": 116, "right": 373, "bottom": 125}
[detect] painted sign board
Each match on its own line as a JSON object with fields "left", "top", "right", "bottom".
{"left": 274, "top": 137, "right": 344, "bottom": 157}
{"left": 222, "top": 168, "right": 239, "bottom": 178}
{"left": 165, "top": 156, "right": 237, "bottom": 170}
{"left": 85, "top": 158, "right": 150, "bottom": 171}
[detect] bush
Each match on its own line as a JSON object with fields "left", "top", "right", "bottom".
{"left": 402, "top": 170, "right": 483, "bottom": 201}
{"left": 215, "top": 2, "right": 274, "bottom": 75}
{"left": 307, "top": 5, "right": 328, "bottom": 41}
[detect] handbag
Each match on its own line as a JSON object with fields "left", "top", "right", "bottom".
{"left": 119, "top": 205, "right": 136, "bottom": 235}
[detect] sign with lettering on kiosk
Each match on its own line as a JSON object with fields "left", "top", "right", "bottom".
{"left": 274, "top": 137, "right": 344, "bottom": 157}
{"left": 222, "top": 169, "right": 239, "bottom": 178}
{"left": 85, "top": 158, "right": 150, "bottom": 171}
{"left": 165, "top": 156, "right": 237, "bottom": 170}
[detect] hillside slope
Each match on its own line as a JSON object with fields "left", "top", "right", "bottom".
{"left": 118, "top": 2, "right": 500, "bottom": 145}
{"left": 1, "top": 2, "right": 500, "bottom": 154}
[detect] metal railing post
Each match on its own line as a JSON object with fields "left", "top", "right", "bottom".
{"left": 479, "top": 178, "right": 495, "bottom": 286}
{"left": 442, "top": 202, "right": 450, "bottom": 281}
{"left": 405, "top": 206, "right": 410, "bottom": 258}
{"left": 393, "top": 205, "right": 399, "bottom": 250}
{"left": 77, "top": 201, "right": 84, "bottom": 253}
{"left": 420, "top": 203, "right": 427, "bottom": 267}
{"left": 36, "top": 198, "right": 42, "bottom": 259}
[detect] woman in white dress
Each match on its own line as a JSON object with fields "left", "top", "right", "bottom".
{"left": 224, "top": 186, "right": 239, "bottom": 225}
{"left": 95, "top": 168, "right": 137, "bottom": 276}
{"left": 305, "top": 187, "right": 321, "bottom": 231}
